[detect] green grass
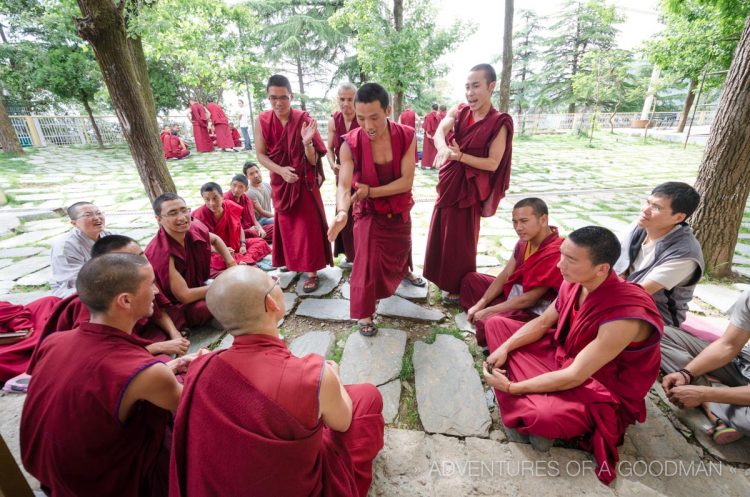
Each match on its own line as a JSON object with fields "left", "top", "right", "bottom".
{"left": 399, "top": 342, "right": 415, "bottom": 381}
{"left": 422, "top": 324, "right": 464, "bottom": 344}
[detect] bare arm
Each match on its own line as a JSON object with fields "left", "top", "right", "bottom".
{"left": 486, "top": 300, "right": 560, "bottom": 368}
{"left": 640, "top": 280, "right": 665, "bottom": 294}
{"left": 118, "top": 363, "right": 182, "bottom": 421}
{"left": 433, "top": 105, "right": 458, "bottom": 152}
{"left": 326, "top": 117, "right": 338, "bottom": 172}
{"left": 168, "top": 256, "right": 208, "bottom": 304}
{"left": 368, "top": 136, "right": 416, "bottom": 198}
{"left": 454, "top": 126, "right": 508, "bottom": 172}
{"left": 485, "top": 287, "right": 551, "bottom": 315}
{"left": 209, "top": 233, "right": 236, "bottom": 267}
{"left": 327, "top": 142, "right": 355, "bottom": 242}
{"left": 254, "top": 117, "right": 298, "bottom": 183}
{"left": 471, "top": 257, "right": 516, "bottom": 311}
{"left": 319, "top": 361, "right": 353, "bottom": 432}
{"left": 252, "top": 198, "right": 272, "bottom": 219}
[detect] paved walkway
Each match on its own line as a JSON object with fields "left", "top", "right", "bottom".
{"left": 2, "top": 133, "right": 750, "bottom": 495}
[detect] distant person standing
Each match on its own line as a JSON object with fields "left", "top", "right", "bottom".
{"left": 398, "top": 103, "right": 419, "bottom": 161}
{"left": 207, "top": 98, "right": 236, "bottom": 152}
{"left": 189, "top": 98, "right": 213, "bottom": 153}
{"left": 237, "top": 99, "right": 252, "bottom": 150}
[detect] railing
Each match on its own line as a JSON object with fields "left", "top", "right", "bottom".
{"left": 8, "top": 109, "right": 718, "bottom": 147}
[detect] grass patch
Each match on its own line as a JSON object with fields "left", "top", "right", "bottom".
{"left": 423, "top": 324, "right": 464, "bottom": 344}
{"left": 399, "top": 342, "right": 415, "bottom": 381}
{"left": 326, "top": 330, "right": 349, "bottom": 362}
{"left": 12, "top": 283, "right": 50, "bottom": 292}
{"left": 397, "top": 381, "right": 422, "bottom": 430}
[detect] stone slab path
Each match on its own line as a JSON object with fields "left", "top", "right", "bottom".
{"left": 413, "top": 335, "right": 491, "bottom": 438}
{"left": 289, "top": 331, "right": 333, "bottom": 358}
{"left": 296, "top": 298, "right": 352, "bottom": 321}
{"left": 377, "top": 296, "right": 444, "bottom": 322}
{"left": 295, "top": 266, "right": 343, "bottom": 297}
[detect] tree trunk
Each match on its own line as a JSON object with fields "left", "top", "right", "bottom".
{"left": 75, "top": 0, "right": 175, "bottom": 202}
{"left": 499, "top": 0, "right": 514, "bottom": 113}
{"left": 128, "top": 35, "right": 159, "bottom": 133}
{"left": 81, "top": 98, "right": 104, "bottom": 147}
{"left": 0, "top": 98, "right": 23, "bottom": 154}
{"left": 393, "top": 0, "right": 404, "bottom": 118}
{"left": 295, "top": 53, "right": 307, "bottom": 112}
{"left": 692, "top": 15, "right": 750, "bottom": 277}
{"left": 676, "top": 78, "right": 697, "bottom": 133}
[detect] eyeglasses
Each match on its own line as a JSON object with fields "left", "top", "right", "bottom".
{"left": 268, "top": 95, "right": 290, "bottom": 102}
{"left": 641, "top": 199, "right": 663, "bottom": 213}
{"left": 264, "top": 275, "right": 280, "bottom": 312}
{"left": 161, "top": 207, "right": 191, "bottom": 218}
{"left": 76, "top": 210, "right": 104, "bottom": 219}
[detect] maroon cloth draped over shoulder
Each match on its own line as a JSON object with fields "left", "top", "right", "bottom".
{"left": 22, "top": 322, "right": 171, "bottom": 497}
{"left": 207, "top": 103, "right": 233, "bottom": 149}
{"left": 345, "top": 122, "right": 414, "bottom": 318}
{"left": 193, "top": 204, "right": 270, "bottom": 267}
{"left": 190, "top": 103, "right": 213, "bottom": 153}
{"left": 421, "top": 111, "right": 440, "bottom": 168}
{"left": 259, "top": 109, "right": 332, "bottom": 271}
{"left": 332, "top": 111, "right": 359, "bottom": 261}
{"left": 487, "top": 272, "right": 664, "bottom": 484}
{"left": 170, "top": 334, "right": 384, "bottom": 497}
{"left": 399, "top": 110, "right": 416, "bottom": 128}
{"left": 145, "top": 221, "right": 212, "bottom": 304}
{"left": 332, "top": 111, "right": 360, "bottom": 162}
{"left": 231, "top": 126, "right": 242, "bottom": 147}
{"left": 0, "top": 297, "right": 60, "bottom": 382}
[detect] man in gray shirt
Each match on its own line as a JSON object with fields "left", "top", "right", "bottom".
{"left": 662, "top": 289, "right": 750, "bottom": 445}
{"left": 244, "top": 161, "right": 273, "bottom": 228}
{"left": 49, "top": 202, "right": 111, "bottom": 297}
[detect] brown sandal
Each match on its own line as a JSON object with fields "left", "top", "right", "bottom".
{"left": 303, "top": 276, "right": 320, "bottom": 293}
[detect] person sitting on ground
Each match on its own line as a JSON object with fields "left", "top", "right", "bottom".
{"left": 166, "top": 124, "right": 191, "bottom": 160}
{"left": 170, "top": 266, "right": 385, "bottom": 497}
{"left": 614, "top": 182, "right": 703, "bottom": 330}
{"left": 460, "top": 197, "right": 564, "bottom": 349}
{"left": 21, "top": 253, "right": 205, "bottom": 497}
{"left": 193, "top": 182, "right": 271, "bottom": 269}
{"left": 145, "top": 193, "right": 235, "bottom": 330}
{"left": 483, "top": 226, "right": 664, "bottom": 485}
{"left": 50, "top": 202, "right": 111, "bottom": 298}
{"left": 244, "top": 161, "right": 275, "bottom": 238}
{"left": 230, "top": 122, "right": 242, "bottom": 148}
{"left": 662, "top": 288, "right": 750, "bottom": 445}
{"left": 224, "top": 174, "right": 270, "bottom": 241}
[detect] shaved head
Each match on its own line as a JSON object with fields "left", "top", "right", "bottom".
{"left": 206, "top": 266, "right": 284, "bottom": 335}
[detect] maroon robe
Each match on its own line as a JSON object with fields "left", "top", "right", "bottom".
{"left": 398, "top": 109, "right": 418, "bottom": 161}
{"left": 165, "top": 134, "right": 190, "bottom": 159}
{"left": 0, "top": 297, "right": 60, "bottom": 383}
{"left": 190, "top": 103, "right": 213, "bottom": 153}
{"left": 21, "top": 322, "right": 171, "bottom": 497}
{"left": 332, "top": 111, "right": 360, "bottom": 262}
{"left": 207, "top": 102, "right": 234, "bottom": 149}
{"left": 193, "top": 203, "right": 270, "bottom": 268}
{"left": 460, "top": 229, "right": 564, "bottom": 346}
{"left": 259, "top": 108, "right": 332, "bottom": 272}
{"left": 345, "top": 122, "right": 414, "bottom": 319}
{"left": 170, "top": 333, "right": 384, "bottom": 497}
{"left": 423, "top": 104, "right": 514, "bottom": 293}
{"left": 486, "top": 271, "right": 664, "bottom": 484}
{"left": 421, "top": 111, "right": 440, "bottom": 168}
{"left": 222, "top": 190, "right": 271, "bottom": 240}
{"left": 231, "top": 126, "right": 242, "bottom": 147}
{"left": 144, "top": 220, "right": 213, "bottom": 329}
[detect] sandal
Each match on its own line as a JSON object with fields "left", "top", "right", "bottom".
{"left": 404, "top": 275, "right": 427, "bottom": 287}
{"left": 443, "top": 294, "right": 461, "bottom": 305}
{"left": 709, "top": 419, "right": 744, "bottom": 445}
{"left": 358, "top": 321, "right": 378, "bottom": 337}
{"left": 303, "top": 276, "right": 320, "bottom": 293}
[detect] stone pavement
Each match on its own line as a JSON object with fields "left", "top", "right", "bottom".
{"left": 2, "top": 135, "right": 750, "bottom": 494}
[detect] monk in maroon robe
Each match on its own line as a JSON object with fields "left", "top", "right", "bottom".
{"left": 424, "top": 64, "right": 513, "bottom": 303}
{"left": 230, "top": 123, "right": 242, "bottom": 147}
{"left": 421, "top": 104, "right": 440, "bottom": 169}
{"left": 460, "top": 198, "right": 564, "bottom": 347}
{"left": 255, "top": 74, "right": 332, "bottom": 292}
{"left": 160, "top": 125, "right": 171, "bottom": 156}
{"left": 482, "top": 227, "right": 664, "bottom": 485}
{"left": 329, "top": 83, "right": 422, "bottom": 336}
{"left": 21, "top": 253, "right": 204, "bottom": 497}
{"left": 207, "top": 99, "right": 235, "bottom": 151}
{"left": 398, "top": 104, "right": 419, "bottom": 161}
{"left": 189, "top": 98, "right": 213, "bottom": 153}
{"left": 0, "top": 297, "right": 60, "bottom": 383}
{"left": 164, "top": 130, "right": 190, "bottom": 160}
{"left": 170, "top": 266, "right": 384, "bottom": 497}
{"left": 194, "top": 182, "right": 270, "bottom": 270}
{"left": 225, "top": 173, "right": 271, "bottom": 241}
{"left": 326, "top": 83, "right": 360, "bottom": 264}
{"left": 145, "top": 193, "right": 236, "bottom": 329}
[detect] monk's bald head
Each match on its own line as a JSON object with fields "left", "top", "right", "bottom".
{"left": 206, "top": 266, "right": 283, "bottom": 335}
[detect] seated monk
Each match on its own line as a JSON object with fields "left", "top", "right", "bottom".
{"left": 32, "top": 235, "right": 190, "bottom": 364}
{"left": 160, "top": 124, "right": 171, "bottom": 154}
{"left": 164, "top": 124, "right": 191, "bottom": 160}
{"left": 0, "top": 296, "right": 60, "bottom": 384}
{"left": 21, "top": 253, "right": 205, "bottom": 497}
{"left": 230, "top": 122, "right": 242, "bottom": 147}
{"left": 170, "top": 266, "right": 385, "bottom": 497}
{"left": 483, "top": 226, "right": 664, "bottom": 485}
{"left": 662, "top": 289, "right": 750, "bottom": 445}
{"left": 193, "top": 182, "right": 271, "bottom": 269}
{"left": 145, "top": 193, "right": 236, "bottom": 330}
{"left": 460, "top": 197, "right": 564, "bottom": 348}
{"left": 224, "top": 173, "right": 271, "bottom": 241}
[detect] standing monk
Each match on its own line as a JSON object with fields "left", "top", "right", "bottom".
{"left": 328, "top": 83, "right": 421, "bottom": 337}
{"left": 326, "top": 82, "right": 360, "bottom": 266}
{"left": 254, "top": 74, "right": 332, "bottom": 292}
{"left": 421, "top": 103, "right": 440, "bottom": 169}
{"left": 439, "top": 104, "right": 447, "bottom": 121}
{"left": 398, "top": 103, "right": 419, "bottom": 162}
{"left": 189, "top": 98, "right": 213, "bottom": 153}
{"left": 207, "top": 98, "right": 236, "bottom": 152}
{"left": 423, "top": 64, "right": 513, "bottom": 304}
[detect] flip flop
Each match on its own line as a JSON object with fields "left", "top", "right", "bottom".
{"left": 404, "top": 275, "right": 427, "bottom": 287}
{"left": 358, "top": 321, "right": 378, "bottom": 337}
{"left": 443, "top": 294, "right": 461, "bottom": 305}
{"left": 303, "top": 276, "right": 320, "bottom": 293}
{"left": 710, "top": 419, "right": 744, "bottom": 445}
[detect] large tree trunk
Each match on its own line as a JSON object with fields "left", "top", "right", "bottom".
{"left": 499, "top": 0, "right": 514, "bottom": 113}
{"left": 75, "top": 0, "right": 175, "bottom": 202}
{"left": 81, "top": 98, "right": 104, "bottom": 147}
{"left": 692, "top": 15, "right": 750, "bottom": 277}
{"left": 676, "top": 78, "right": 697, "bottom": 133}
{"left": 0, "top": 98, "right": 23, "bottom": 154}
{"left": 295, "top": 53, "right": 307, "bottom": 112}
{"left": 128, "top": 35, "right": 159, "bottom": 132}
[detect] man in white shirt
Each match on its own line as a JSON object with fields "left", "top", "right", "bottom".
{"left": 614, "top": 182, "right": 704, "bottom": 329}
{"left": 237, "top": 99, "right": 252, "bottom": 150}
{"left": 49, "top": 202, "right": 111, "bottom": 297}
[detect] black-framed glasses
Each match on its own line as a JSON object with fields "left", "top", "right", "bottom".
{"left": 264, "top": 275, "right": 279, "bottom": 312}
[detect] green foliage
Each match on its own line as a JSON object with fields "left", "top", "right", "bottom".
{"left": 572, "top": 49, "right": 639, "bottom": 112}
{"left": 331, "top": 0, "right": 470, "bottom": 104}
{"left": 507, "top": 9, "right": 543, "bottom": 114}
{"left": 33, "top": 46, "right": 102, "bottom": 106}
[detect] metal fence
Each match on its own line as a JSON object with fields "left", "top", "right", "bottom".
{"left": 8, "top": 109, "right": 718, "bottom": 147}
